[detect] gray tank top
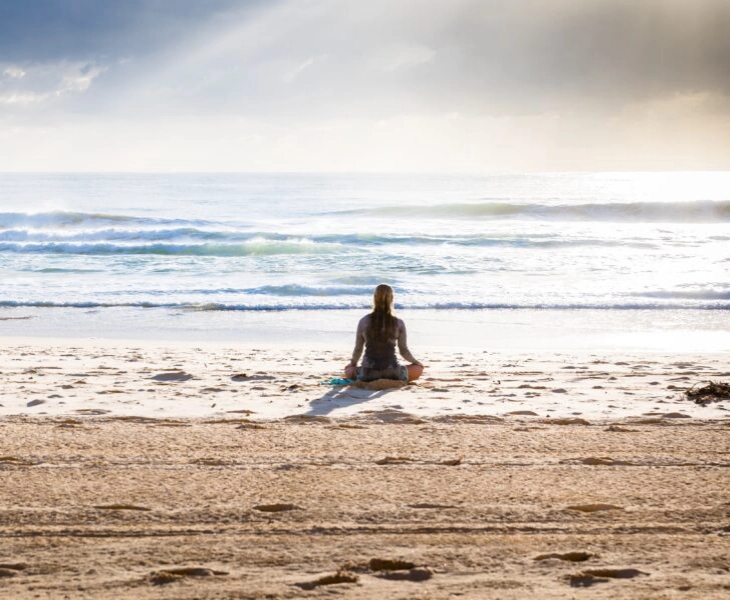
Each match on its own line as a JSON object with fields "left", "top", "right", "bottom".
{"left": 364, "top": 336, "right": 398, "bottom": 370}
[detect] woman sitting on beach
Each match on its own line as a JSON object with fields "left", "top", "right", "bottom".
{"left": 345, "top": 284, "right": 424, "bottom": 382}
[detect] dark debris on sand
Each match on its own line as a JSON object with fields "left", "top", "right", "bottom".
{"left": 685, "top": 381, "right": 730, "bottom": 406}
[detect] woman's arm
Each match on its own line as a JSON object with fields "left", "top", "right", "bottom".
{"left": 397, "top": 319, "right": 421, "bottom": 365}
{"left": 348, "top": 316, "right": 367, "bottom": 366}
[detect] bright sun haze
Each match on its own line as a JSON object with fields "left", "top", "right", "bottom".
{"left": 1, "top": 0, "right": 729, "bottom": 172}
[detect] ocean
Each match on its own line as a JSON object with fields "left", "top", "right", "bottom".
{"left": 1, "top": 171, "right": 729, "bottom": 351}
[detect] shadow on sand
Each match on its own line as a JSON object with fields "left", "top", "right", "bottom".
{"left": 305, "top": 381, "right": 407, "bottom": 417}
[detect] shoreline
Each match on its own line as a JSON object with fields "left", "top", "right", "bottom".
{"left": 2, "top": 305, "right": 730, "bottom": 353}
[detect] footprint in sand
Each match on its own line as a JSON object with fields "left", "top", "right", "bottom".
{"left": 369, "top": 559, "right": 433, "bottom": 581}
{"left": 606, "top": 424, "right": 638, "bottom": 432}
{"left": 231, "top": 373, "right": 275, "bottom": 382}
{"left": 534, "top": 552, "right": 593, "bottom": 562}
{"left": 375, "top": 456, "right": 414, "bottom": 465}
{"left": 375, "top": 568, "right": 433, "bottom": 582}
{"left": 151, "top": 371, "right": 193, "bottom": 382}
{"left": 149, "top": 567, "right": 228, "bottom": 586}
{"left": 583, "top": 568, "right": 648, "bottom": 579}
{"left": 567, "top": 573, "right": 607, "bottom": 587}
{"left": 548, "top": 418, "right": 591, "bottom": 426}
{"left": 567, "top": 568, "right": 648, "bottom": 587}
{"left": 295, "top": 571, "right": 359, "bottom": 590}
{"left": 369, "top": 557, "right": 412, "bottom": 569}
{"left": 0, "top": 564, "right": 27, "bottom": 578}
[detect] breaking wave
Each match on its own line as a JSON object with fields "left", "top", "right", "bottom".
{"left": 1, "top": 300, "right": 728, "bottom": 311}
{"left": 0, "top": 211, "right": 211, "bottom": 229}
{"left": 338, "top": 200, "right": 730, "bottom": 222}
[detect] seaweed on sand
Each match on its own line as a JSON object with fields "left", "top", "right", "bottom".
{"left": 685, "top": 381, "right": 730, "bottom": 406}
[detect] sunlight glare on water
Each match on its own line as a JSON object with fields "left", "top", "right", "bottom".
{"left": 0, "top": 171, "right": 728, "bottom": 348}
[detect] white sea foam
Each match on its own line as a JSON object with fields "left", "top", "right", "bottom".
{"left": 0, "top": 172, "right": 728, "bottom": 323}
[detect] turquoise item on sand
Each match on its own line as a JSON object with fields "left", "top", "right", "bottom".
{"left": 322, "top": 377, "right": 356, "bottom": 386}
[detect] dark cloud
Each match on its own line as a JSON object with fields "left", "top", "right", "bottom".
{"left": 439, "top": 0, "right": 730, "bottom": 111}
{"left": 314, "top": 0, "right": 730, "bottom": 115}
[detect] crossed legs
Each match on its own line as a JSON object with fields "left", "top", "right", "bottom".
{"left": 344, "top": 363, "right": 423, "bottom": 382}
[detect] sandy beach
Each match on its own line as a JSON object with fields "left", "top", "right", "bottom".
{"left": 1, "top": 338, "right": 729, "bottom": 598}
{"left": 1, "top": 337, "right": 729, "bottom": 421}
{"left": 3, "top": 0, "right": 730, "bottom": 595}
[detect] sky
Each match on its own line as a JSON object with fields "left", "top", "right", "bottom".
{"left": 1, "top": 0, "right": 729, "bottom": 172}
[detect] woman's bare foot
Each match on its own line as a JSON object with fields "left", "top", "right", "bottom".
{"left": 407, "top": 363, "right": 424, "bottom": 381}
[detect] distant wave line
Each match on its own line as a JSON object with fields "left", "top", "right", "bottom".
{"left": 1, "top": 300, "right": 728, "bottom": 311}
{"left": 0, "top": 235, "right": 660, "bottom": 255}
{"left": 119, "top": 285, "right": 730, "bottom": 301}
{"left": 0, "top": 211, "right": 216, "bottom": 229}
{"left": 0, "top": 227, "right": 234, "bottom": 243}
{"left": 637, "top": 290, "right": 730, "bottom": 300}
{"left": 335, "top": 199, "right": 730, "bottom": 222}
{"left": 0, "top": 240, "right": 344, "bottom": 257}
{"left": 94, "top": 285, "right": 378, "bottom": 298}
{"left": 4, "top": 201, "right": 730, "bottom": 234}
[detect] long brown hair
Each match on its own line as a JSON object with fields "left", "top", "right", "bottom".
{"left": 367, "top": 284, "right": 398, "bottom": 341}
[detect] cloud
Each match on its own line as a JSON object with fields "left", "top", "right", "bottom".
{"left": 0, "top": 61, "right": 106, "bottom": 107}
{"left": 3, "top": 67, "right": 26, "bottom": 79}
{"left": 448, "top": 0, "right": 730, "bottom": 112}
{"left": 90, "top": 0, "right": 728, "bottom": 121}
{"left": 3, "top": 0, "right": 730, "bottom": 119}
{"left": 1, "top": 0, "right": 728, "bottom": 171}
